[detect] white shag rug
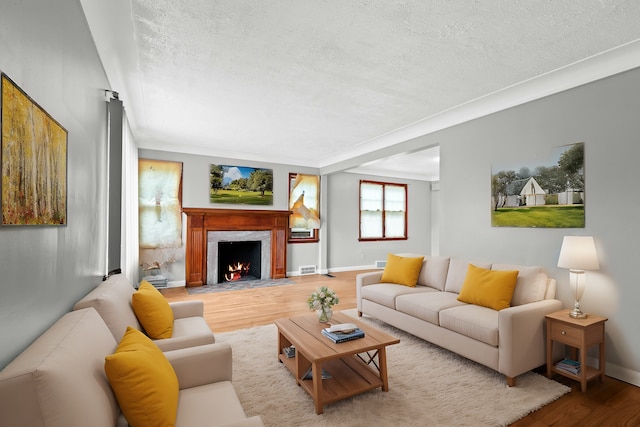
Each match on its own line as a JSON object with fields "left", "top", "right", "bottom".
{"left": 216, "top": 310, "right": 569, "bottom": 427}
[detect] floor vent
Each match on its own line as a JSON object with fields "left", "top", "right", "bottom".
{"left": 299, "top": 265, "right": 317, "bottom": 275}
{"left": 375, "top": 260, "right": 387, "bottom": 269}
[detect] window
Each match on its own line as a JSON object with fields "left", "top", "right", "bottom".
{"left": 288, "top": 173, "right": 320, "bottom": 243}
{"left": 359, "top": 180, "right": 407, "bottom": 241}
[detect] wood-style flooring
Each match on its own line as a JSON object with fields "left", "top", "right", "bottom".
{"left": 161, "top": 271, "right": 640, "bottom": 426}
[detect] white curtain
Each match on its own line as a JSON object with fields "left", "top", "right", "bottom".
{"left": 121, "top": 111, "right": 139, "bottom": 284}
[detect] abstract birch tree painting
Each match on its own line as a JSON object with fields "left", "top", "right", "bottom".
{"left": 1, "top": 74, "right": 67, "bottom": 225}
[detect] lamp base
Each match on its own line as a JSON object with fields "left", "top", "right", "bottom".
{"left": 569, "top": 308, "right": 587, "bottom": 319}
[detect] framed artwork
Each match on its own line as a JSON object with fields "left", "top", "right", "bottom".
{"left": 1, "top": 73, "right": 67, "bottom": 226}
{"left": 288, "top": 173, "right": 320, "bottom": 242}
{"left": 209, "top": 164, "right": 273, "bottom": 205}
{"left": 491, "top": 142, "right": 585, "bottom": 228}
{"left": 138, "top": 159, "right": 183, "bottom": 248}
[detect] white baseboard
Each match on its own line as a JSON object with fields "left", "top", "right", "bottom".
{"left": 604, "top": 359, "right": 640, "bottom": 387}
{"left": 167, "top": 280, "right": 185, "bottom": 288}
{"left": 287, "top": 264, "right": 377, "bottom": 277}
{"left": 326, "top": 264, "right": 377, "bottom": 273}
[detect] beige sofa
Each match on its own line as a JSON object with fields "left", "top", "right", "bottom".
{"left": 357, "top": 255, "right": 563, "bottom": 386}
{"left": 0, "top": 307, "right": 263, "bottom": 427}
{"left": 74, "top": 273, "right": 215, "bottom": 351}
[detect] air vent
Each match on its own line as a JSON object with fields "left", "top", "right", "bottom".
{"left": 299, "top": 265, "right": 317, "bottom": 275}
{"left": 375, "top": 260, "right": 387, "bottom": 269}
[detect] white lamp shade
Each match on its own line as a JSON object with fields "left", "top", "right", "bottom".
{"left": 557, "top": 236, "right": 600, "bottom": 271}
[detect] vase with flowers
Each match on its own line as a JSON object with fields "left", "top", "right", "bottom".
{"left": 307, "top": 286, "right": 339, "bottom": 323}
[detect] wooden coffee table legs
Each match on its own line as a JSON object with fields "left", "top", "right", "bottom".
{"left": 311, "top": 361, "right": 323, "bottom": 414}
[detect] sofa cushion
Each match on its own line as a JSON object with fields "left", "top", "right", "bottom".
{"left": 176, "top": 381, "right": 250, "bottom": 427}
{"left": 0, "top": 308, "right": 120, "bottom": 427}
{"left": 439, "top": 304, "right": 500, "bottom": 347}
{"left": 492, "top": 264, "right": 547, "bottom": 306}
{"left": 132, "top": 280, "right": 174, "bottom": 339}
{"left": 418, "top": 256, "right": 451, "bottom": 291}
{"left": 105, "top": 327, "right": 179, "bottom": 427}
{"left": 396, "top": 291, "right": 464, "bottom": 325}
{"left": 444, "top": 258, "right": 492, "bottom": 294}
{"left": 73, "top": 273, "right": 142, "bottom": 341}
{"left": 361, "top": 283, "right": 433, "bottom": 309}
{"left": 380, "top": 253, "right": 425, "bottom": 287}
{"left": 457, "top": 264, "right": 519, "bottom": 311}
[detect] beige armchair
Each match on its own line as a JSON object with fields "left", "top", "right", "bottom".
{"left": 73, "top": 273, "right": 215, "bottom": 351}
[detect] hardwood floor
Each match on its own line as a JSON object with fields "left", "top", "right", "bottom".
{"left": 161, "top": 271, "right": 640, "bottom": 426}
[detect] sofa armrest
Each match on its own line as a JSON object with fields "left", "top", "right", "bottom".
{"left": 153, "top": 332, "right": 215, "bottom": 352}
{"left": 170, "top": 300, "right": 204, "bottom": 319}
{"left": 356, "top": 271, "right": 384, "bottom": 314}
{"left": 357, "top": 271, "right": 384, "bottom": 287}
{"left": 218, "top": 416, "right": 265, "bottom": 427}
{"left": 165, "top": 343, "right": 232, "bottom": 389}
{"left": 498, "top": 299, "right": 563, "bottom": 378}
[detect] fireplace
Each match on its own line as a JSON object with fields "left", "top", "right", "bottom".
{"left": 218, "top": 240, "right": 261, "bottom": 283}
{"left": 183, "top": 208, "right": 290, "bottom": 287}
{"left": 207, "top": 231, "right": 271, "bottom": 284}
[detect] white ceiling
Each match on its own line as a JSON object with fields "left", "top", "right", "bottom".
{"left": 81, "top": 1, "right": 640, "bottom": 181}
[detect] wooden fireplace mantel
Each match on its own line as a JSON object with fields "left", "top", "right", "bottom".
{"left": 183, "top": 208, "right": 290, "bottom": 287}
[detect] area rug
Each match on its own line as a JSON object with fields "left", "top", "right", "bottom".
{"left": 186, "top": 278, "right": 294, "bottom": 294}
{"left": 216, "top": 309, "right": 570, "bottom": 427}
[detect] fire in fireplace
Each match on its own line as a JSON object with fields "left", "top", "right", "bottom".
{"left": 224, "top": 261, "right": 250, "bottom": 282}
{"left": 217, "top": 240, "right": 262, "bottom": 283}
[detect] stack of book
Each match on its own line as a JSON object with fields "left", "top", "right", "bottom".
{"left": 140, "top": 274, "right": 168, "bottom": 289}
{"left": 282, "top": 346, "right": 296, "bottom": 358}
{"left": 555, "top": 358, "right": 581, "bottom": 375}
{"left": 321, "top": 327, "right": 365, "bottom": 343}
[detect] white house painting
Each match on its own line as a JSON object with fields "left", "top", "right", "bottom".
{"left": 491, "top": 142, "right": 585, "bottom": 228}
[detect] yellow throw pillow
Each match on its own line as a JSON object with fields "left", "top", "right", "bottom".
{"left": 380, "top": 253, "right": 425, "bottom": 287}
{"left": 457, "top": 264, "right": 519, "bottom": 311}
{"left": 104, "top": 327, "right": 179, "bottom": 427}
{"left": 132, "top": 280, "right": 174, "bottom": 339}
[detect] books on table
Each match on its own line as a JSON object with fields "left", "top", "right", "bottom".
{"left": 303, "top": 367, "right": 332, "bottom": 380}
{"left": 555, "top": 358, "right": 581, "bottom": 375}
{"left": 321, "top": 327, "right": 365, "bottom": 343}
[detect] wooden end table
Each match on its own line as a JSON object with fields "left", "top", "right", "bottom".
{"left": 546, "top": 309, "right": 607, "bottom": 392}
{"left": 274, "top": 312, "right": 400, "bottom": 414}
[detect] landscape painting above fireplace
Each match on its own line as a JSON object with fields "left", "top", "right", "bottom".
{"left": 209, "top": 164, "right": 273, "bottom": 205}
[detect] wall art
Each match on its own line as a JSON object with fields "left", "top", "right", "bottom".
{"left": 491, "top": 142, "right": 585, "bottom": 228}
{"left": 209, "top": 164, "right": 273, "bottom": 205}
{"left": 288, "top": 173, "right": 320, "bottom": 242}
{"left": 1, "top": 73, "right": 67, "bottom": 226}
{"left": 138, "top": 158, "right": 183, "bottom": 248}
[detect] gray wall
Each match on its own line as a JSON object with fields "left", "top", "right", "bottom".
{"left": 326, "top": 172, "right": 432, "bottom": 269}
{"left": 0, "top": 0, "right": 111, "bottom": 368}
{"left": 433, "top": 68, "right": 640, "bottom": 384}
{"left": 138, "top": 150, "right": 433, "bottom": 279}
{"left": 138, "top": 149, "right": 322, "bottom": 277}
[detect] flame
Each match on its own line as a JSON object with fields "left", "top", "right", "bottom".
{"left": 224, "top": 261, "right": 250, "bottom": 282}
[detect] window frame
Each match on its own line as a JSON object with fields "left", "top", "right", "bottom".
{"left": 288, "top": 173, "right": 320, "bottom": 243}
{"left": 358, "top": 180, "right": 408, "bottom": 241}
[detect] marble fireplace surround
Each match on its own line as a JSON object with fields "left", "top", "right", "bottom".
{"left": 183, "top": 208, "right": 290, "bottom": 287}
{"left": 207, "top": 231, "right": 270, "bottom": 285}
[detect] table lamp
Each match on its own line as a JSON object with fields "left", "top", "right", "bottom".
{"left": 557, "top": 236, "right": 600, "bottom": 319}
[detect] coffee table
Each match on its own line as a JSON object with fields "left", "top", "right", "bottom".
{"left": 274, "top": 311, "right": 400, "bottom": 414}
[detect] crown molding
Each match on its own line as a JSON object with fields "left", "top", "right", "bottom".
{"left": 320, "top": 39, "right": 640, "bottom": 174}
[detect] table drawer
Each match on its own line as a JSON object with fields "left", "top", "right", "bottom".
{"left": 550, "top": 321, "right": 583, "bottom": 347}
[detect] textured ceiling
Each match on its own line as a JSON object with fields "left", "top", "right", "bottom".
{"left": 82, "top": 1, "right": 640, "bottom": 180}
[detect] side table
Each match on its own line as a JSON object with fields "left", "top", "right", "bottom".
{"left": 546, "top": 309, "right": 607, "bottom": 392}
